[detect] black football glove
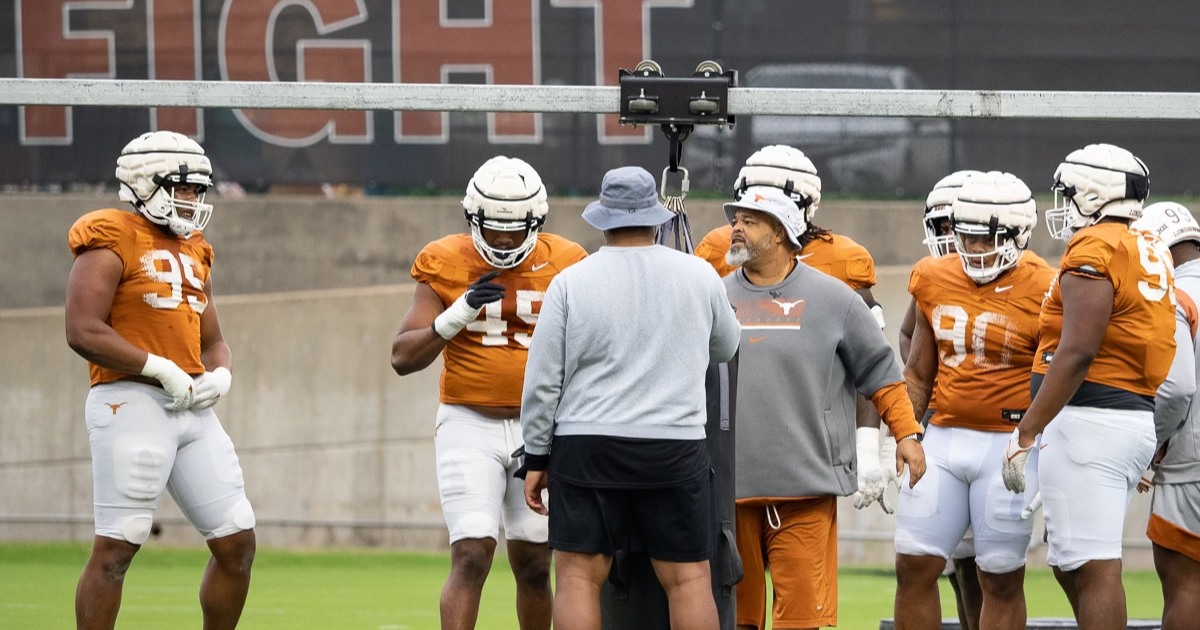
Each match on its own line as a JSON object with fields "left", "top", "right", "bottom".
{"left": 512, "top": 445, "right": 528, "bottom": 480}
{"left": 465, "top": 270, "right": 506, "bottom": 309}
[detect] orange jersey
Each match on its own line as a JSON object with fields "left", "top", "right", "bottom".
{"left": 68, "top": 209, "right": 213, "bottom": 387}
{"left": 1033, "top": 222, "right": 1177, "bottom": 398}
{"left": 910, "top": 253, "right": 1055, "bottom": 432}
{"left": 412, "top": 233, "right": 587, "bottom": 407}
{"left": 694, "top": 224, "right": 876, "bottom": 289}
{"left": 1022, "top": 250, "right": 1050, "bottom": 267}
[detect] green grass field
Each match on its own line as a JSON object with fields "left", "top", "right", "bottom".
{"left": 0, "top": 542, "right": 1164, "bottom": 629}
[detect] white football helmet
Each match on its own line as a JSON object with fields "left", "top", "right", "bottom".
{"left": 1046, "top": 143, "right": 1149, "bottom": 241}
{"left": 462, "top": 156, "right": 549, "bottom": 269}
{"left": 116, "top": 131, "right": 214, "bottom": 238}
{"left": 923, "top": 170, "right": 985, "bottom": 258}
{"left": 1133, "top": 202, "right": 1200, "bottom": 249}
{"left": 951, "top": 171, "right": 1038, "bottom": 284}
{"left": 732, "top": 145, "right": 821, "bottom": 229}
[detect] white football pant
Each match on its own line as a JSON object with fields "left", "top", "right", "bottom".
{"left": 895, "top": 424, "right": 1038, "bottom": 574}
{"left": 435, "top": 404, "right": 548, "bottom": 545}
{"left": 1038, "top": 406, "right": 1155, "bottom": 571}
{"left": 86, "top": 381, "right": 255, "bottom": 544}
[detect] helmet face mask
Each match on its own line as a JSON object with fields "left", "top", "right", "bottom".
{"left": 144, "top": 178, "right": 212, "bottom": 237}
{"left": 462, "top": 156, "right": 549, "bottom": 269}
{"left": 951, "top": 171, "right": 1037, "bottom": 285}
{"left": 923, "top": 204, "right": 956, "bottom": 257}
{"left": 467, "top": 211, "right": 543, "bottom": 269}
{"left": 953, "top": 220, "right": 1022, "bottom": 284}
{"left": 923, "top": 170, "right": 984, "bottom": 258}
{"left": 116, "top": 131, "right": 214, "bottom": 238}
{"left": 1046, "top": 180, "right": 1091, "bottom": 241}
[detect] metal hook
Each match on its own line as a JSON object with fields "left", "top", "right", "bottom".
{"left": 660, "top": 166, "right": 689, "bottom": 204}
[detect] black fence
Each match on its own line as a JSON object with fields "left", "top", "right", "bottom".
{"left": 3, "top": 0, "right": 1200, "bottom": 196}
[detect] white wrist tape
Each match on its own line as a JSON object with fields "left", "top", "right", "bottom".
{"left": 856, "top": 426, "right": 882, "bottom": 475}
{"left": 141, "top": 353, "right": 177, "bottom": 379}
{"left": 432, "top": 294, "right": 483, "bottom": 340}
{"left": 879, "top": 425, "right": 898, "bottom": 477}
{"left": 870, "top": 304, "right": 886, "bottom": 329}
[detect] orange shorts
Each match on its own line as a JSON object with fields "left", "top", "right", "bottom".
{"left": 1148, "top": 512, "right": 1200, "bottom": 564}
{"left": 735, "top": 496, "right": 838, "bottom": 629}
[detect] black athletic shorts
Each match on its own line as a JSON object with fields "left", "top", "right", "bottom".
{"left": 547, "top": 471, "right": 713, "bottom": 562}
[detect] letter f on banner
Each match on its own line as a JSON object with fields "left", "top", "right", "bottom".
{"left": 15, "top": 0, "right": 134, "bottom": 145}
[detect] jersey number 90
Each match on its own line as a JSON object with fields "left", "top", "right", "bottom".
{"left": 931, "top": 305, "right": 1017, "bottom": 370}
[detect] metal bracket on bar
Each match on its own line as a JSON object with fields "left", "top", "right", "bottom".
{"left": 619, "top": 60, "right": 737, "bottom": 177}
{"left": 618, "top": 60, "right": 737, "bottom": 129}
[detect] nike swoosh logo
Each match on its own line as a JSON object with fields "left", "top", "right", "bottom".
{"left": 995, "top": 285, "right": 1014, "bottom": 293}
{"left": 531, "top": 262, "right": 549, "bottom": 272}
{"left": 748, "top": 336, "right": 767, "bottom": 343}
{"left": 796, "top": 254, "right": 814, "bottom": 261}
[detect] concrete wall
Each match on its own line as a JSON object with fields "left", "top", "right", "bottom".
{"left": 4, "top": 193, "right": 1149, "bottom": 567}
{"left": 0, "top": 193, "right": 1067, "bottom": 310}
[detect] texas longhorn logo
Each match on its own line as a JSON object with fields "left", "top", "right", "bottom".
{"left": 105, "top": 402, "right": 128, "bottom": 415}
{"left": 772, "top": 299, "right": 804, "bottom": 315}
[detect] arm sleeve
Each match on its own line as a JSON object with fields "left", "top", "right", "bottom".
{"left": 837, "top": 294, "right": 905, "bottom": 398}
{"left": 1155, "top": 302, "right": 1197, "bottom": 449}
{"left": 709, "top": 277, "right": 741, "bottom": 364}
{"left": 521, "top": 277, "right": 569, "bottom": 457}
{"left": 870, "top": 382, "right": 923, "bottom": 441}
{"left": 68, "top": 212, "right": 125, "bottom": 260}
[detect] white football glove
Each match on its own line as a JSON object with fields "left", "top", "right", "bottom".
{"left": 879, "top": 425, "right": 900, "bottom": 493}
{"left": 141, "top": 353, "right": 195, "bottom": 411}
{"left": 853, "top": 427, "right": 891, "bottom": 513}
{"left": 1002, "top": 428, "right": 1034, "bottom": 493}
{"left": 191, "top": 367, "right": 232, "bottom": 410}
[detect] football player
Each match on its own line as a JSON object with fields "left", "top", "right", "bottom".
{"left": 895, "top": 172, "right": 1053, "bottom": 630}
{"left": 898, "top": 171, "right": 985, "bottom": 630}
{"left": 898, "top": 170, "right": 983, "bottom": 363}
{"left": 1131, "top": 202, "right": 1200, "bottom": 630}
{"left": 694, "top": 145, "right": 896, "bottom": 513}
{"left": 390, "top": 157, "right": 586, "bottom": 630}
{"left": 66, "top": 131, "right": 255, "bottom": 630}
{"left": 1003, "top": 144, "right": 1176, "bottom": 630}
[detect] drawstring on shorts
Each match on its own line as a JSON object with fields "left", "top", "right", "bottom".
{"left": 766, "top": 505, "right": 782, "bottom": 530}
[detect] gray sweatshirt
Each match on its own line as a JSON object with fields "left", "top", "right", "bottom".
{"left": 521, "top": 245, "right": 741, "bottom": 455}
{"left": 725, "top": 263, "right": 907, "bottom": 499}
{"left": 1155, "top": 258, "right": 1200, "bottom": 484}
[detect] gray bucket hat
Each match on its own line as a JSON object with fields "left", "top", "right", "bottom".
{"left": 582, "top": 166, "right": 675, "bottom": 230}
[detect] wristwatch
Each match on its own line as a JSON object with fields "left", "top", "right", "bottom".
{"left": 899, "top": 432, "right": 923, "bottom": 443}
